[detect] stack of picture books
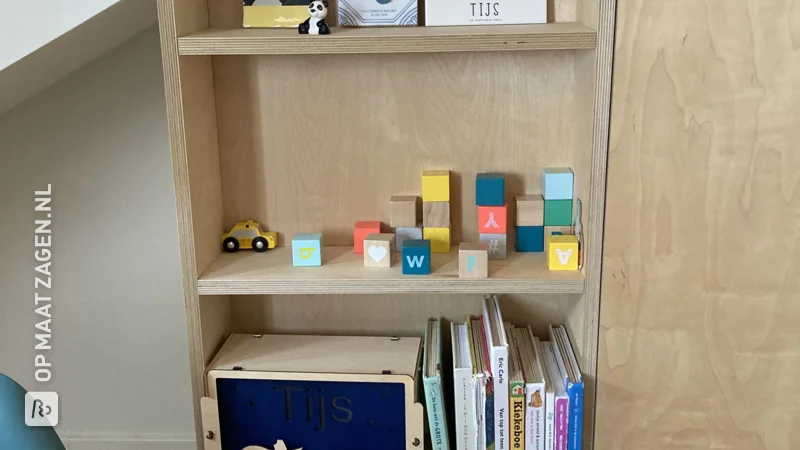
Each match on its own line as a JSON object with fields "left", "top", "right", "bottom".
{"left": 422, "top": 295, "right": 584, "bottom": 450}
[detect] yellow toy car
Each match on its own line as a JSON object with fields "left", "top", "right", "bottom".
{"left": 221, "top": 220, "right": 277, "bottom": 253}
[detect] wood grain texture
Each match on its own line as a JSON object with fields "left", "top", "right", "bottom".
{"left": 198, "top": 246, "right": 584, "bottom": 295}
{"left": 213, "top": 51, "right": 587, "bottom": 246}
{"left": 229, "top": 294, "right": 579, "bottom": 340}
{"left": 177, "top": 24, "right": 597, "bottom": 55}
{"left": 596, "top": 0, "right": 800, "bottom": 449}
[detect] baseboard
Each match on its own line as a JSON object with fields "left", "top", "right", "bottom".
{"left": 62, "top": 434, "right": 196, "bottom": 450}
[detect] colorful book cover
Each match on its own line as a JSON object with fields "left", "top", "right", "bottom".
{"left": 549, "top": 326, "right": 584, "bottom": 450}
{"left": 542, "top": 341, "right": 569, "bottom": 450}
{"left": 510, "top": 380, "right": 526, "bottom": 449}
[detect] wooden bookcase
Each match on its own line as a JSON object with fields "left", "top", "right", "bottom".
{"left": 156, "top": 0, "right": 615, "bottom": 447}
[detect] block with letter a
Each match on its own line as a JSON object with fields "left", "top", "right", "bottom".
{"left": 402, "top": 239, "right": 431, "bottom": 275}
{"left": 546, "top": 234, "right": 579, "bottom": 271}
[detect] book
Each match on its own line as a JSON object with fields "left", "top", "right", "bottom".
{"left": 541, "top": 341, "right": 568, "bottom": 450}
{"left": 424, "top": 318, "right": 451, "bottom": 450}
{"left": 470, "top": 316, "right": 494, "bottom": 450}
{"left": 339, "top": 0, "right": 418, "bottom": 26}
{"left": 482, "top": 295, "right": 509, "bottom": 450}
{"left": 504, "top": 323, "right": 526, "bottom": 450}
{"left": 243, "top": 0, "right": 311, "bottom": 28}
{"left": 549, "top": 326, "right": 584, "bottom": 450}
{"left": 535, "top": 339, "right": 555, "bottom": 450}
{"left": 514, "top": 327, "right": 546, "bottom": 450}
{"left": 452, "top": 321, "right": 478, "bottom": 450}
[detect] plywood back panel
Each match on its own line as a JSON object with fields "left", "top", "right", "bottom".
{"left": 213, "top": 51, "right": 592, "bottom": 246}
{"left": 230, "top": 294, "right": 580, "bottom": 338}
{"left": 597, "top": 0, "right": 800, "bottom": 449}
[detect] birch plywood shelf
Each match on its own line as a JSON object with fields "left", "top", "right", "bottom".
{"left": 177, "top": 23, "right": 597, "bottom": 55}
{"left": 157, "top": 0, "right": 615, "bottom": 446}
{"left": 198, "top": 246, "right": 585, "bottom": 295}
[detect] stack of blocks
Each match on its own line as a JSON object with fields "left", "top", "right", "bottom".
{"left": 541, "top": 167, "right": 579, "bottom": 271}
{"left": 475, "top": 173, "right": 507, "bottom": 259}
{"left": 421, "top": 170, "right": 451, "bottom": 253}
{"left": 389, "top": 195, "right": 422, "bottom": 252}
{"left": 292, "top": 233, "right": 323, "bottom": 267}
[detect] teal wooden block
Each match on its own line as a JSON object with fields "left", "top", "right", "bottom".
{"left": 402, "top": 239, "right": 431, "bottom": 274}
{"left": 544, "top": 200, "right": 573, "bottom": 226}
{"left": 542, "top": 167, "right": 574, "bottom": 200}
{"left": 292, "top": 233, "right": 323, "bottom": 266}
{"left": 476, "top": 173, "right": 505, "bottom": 206}
{"left": 516, "top": 226, "right": 544, "bottom": 252}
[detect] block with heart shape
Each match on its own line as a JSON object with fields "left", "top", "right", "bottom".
{"left": 546, "top": 234, "right": 579, "bottom": 271}
{"left": 363, "top": 233, "right": 396, "bottom": 268}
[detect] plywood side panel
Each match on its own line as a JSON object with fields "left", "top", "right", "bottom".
{"left": 597, "top": 0, "right": 800, "bottom": 449}
{"left": 200, "top": 295, "right": 232, "bottom": 368}
{"left": 180, "top": 55, "right": 225, "bottom": 275}
{"left": 156, "top": 0, "right": 211, "bottom": 444}
{"left": 173, "top": 0, "right": 209, "bottom": 35}
{"left": 213, "top": 52, "right": 583, "bottom": 245}
{"left": 230, "top": 294, "right": 578, "bottom": 338}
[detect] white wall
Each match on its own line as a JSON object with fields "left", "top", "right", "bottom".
{"left": 0, "top": 0, "right": 121, "bottom": 70}
{"left": 0, "top": 27, "right": 195, "bottom": 449}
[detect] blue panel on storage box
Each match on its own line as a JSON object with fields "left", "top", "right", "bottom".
{"left": 216, "top": 377, "right": 407, "bottom": 450}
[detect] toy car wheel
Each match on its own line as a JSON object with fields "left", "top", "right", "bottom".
{"left": 222, "top": 237, "right": 239, "bottom": 253}
{"left": 252, "top": 237, "right": 269, "bottom": 253}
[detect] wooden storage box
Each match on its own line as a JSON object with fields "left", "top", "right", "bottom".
{"left": 201, "top": 334, "right": 424, "bottom": 450}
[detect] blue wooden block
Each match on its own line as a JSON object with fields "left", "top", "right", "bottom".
{"left": 542, "top": 167, "right": 574, "bottom": 200}
{"left": 292, "top": 233, "right": 322, "bottom": 266}
{"left": 516, "top": 226, "right": 544, "bottom": 253}
{"left": 402, "top": 239, "right": 431, "bottom": 274}
{"left": 476, "top": 173, "right": 505, "bottom": 206}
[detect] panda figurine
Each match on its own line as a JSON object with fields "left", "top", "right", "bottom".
{"left": 298, "top": 0, "right": 330, "bottom": 35}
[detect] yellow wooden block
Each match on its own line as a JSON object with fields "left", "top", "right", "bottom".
{"left": 546, "top": 234, "right": 579, "bottom": 271}
{"left": 422, "top": 170, "right": 450, "bottom": 202}
{"left": 423, "top": 227, "right": 450, "bottom": 253}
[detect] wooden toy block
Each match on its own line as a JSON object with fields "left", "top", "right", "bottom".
{"left": 402, "top": 239, "right": 431, "bottom": 275}
{"left": 479, "top": 233, "right": 507, "bottom": 260}
{"left": 363, "top": 233, "right": 396, "bottom": 268}
{"left": 478, "top": 204, "right": 508, "bottom": 233}
{"left": 545, "top": 225, "right": 572, "bottom": 237}
{"left": 542, "top": 167, "right": 574, "bottom": 200}
{"left": 422, "top": 201, "right": 450, "bottom": 228}
{"left": 544, "top": 199, "right": 572, "bottom": 226}
{"left": 423, "top": 227, "right": 451, "bottom": 253}
{"left": 516, "top": 194, "right": 544, "bottom": 226}
{"left": 353, "top": 221, "right": 381, "bottom": 254}
{"left": 516, "top": 226, "right": 544, "bottom": 253}
{"left": 475, "top": 173, "right": 505, "bottom": 206}
{"left": 458, "top": 242, "right": 489, "bottom": 278}
{"left": 422, "top": 170, "right": 450, "bottom": 202}
{"left": 292, "top": 233, "right": 323, "bottom": 266}
{"left": 389, "top": 195, "right": 418, "bottom": 228}
{"left": 395, "top": 223, "right": 423, "bottom": 252}
{"left": 546, "top": 234, "right": 579, "bottom": 271}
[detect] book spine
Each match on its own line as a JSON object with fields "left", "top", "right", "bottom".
{"left": 510, "top": 381, "right": 525, "bottom": 449}
{"left": 454, "top": 369, "right": 473, "bottom": 450}
{"left": 524, "top": 383, "right": 544, "bottom": 450}
{"left": 492, "top": 346, "right": 509, "bottom": 450}
{"left": 567, "top": 383, "right": 583, "bottom": 450}
{"left": 425, "top": 378, "right": 449, "bottom": 450}
{"left": 485, "top": 380, "right": 495, "bottom": 450}
{"left": 545, "top": 392, "right": 555, "bottom": 450}
{"left": 554, "top": 397, "right": 568, "bottom": 450}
